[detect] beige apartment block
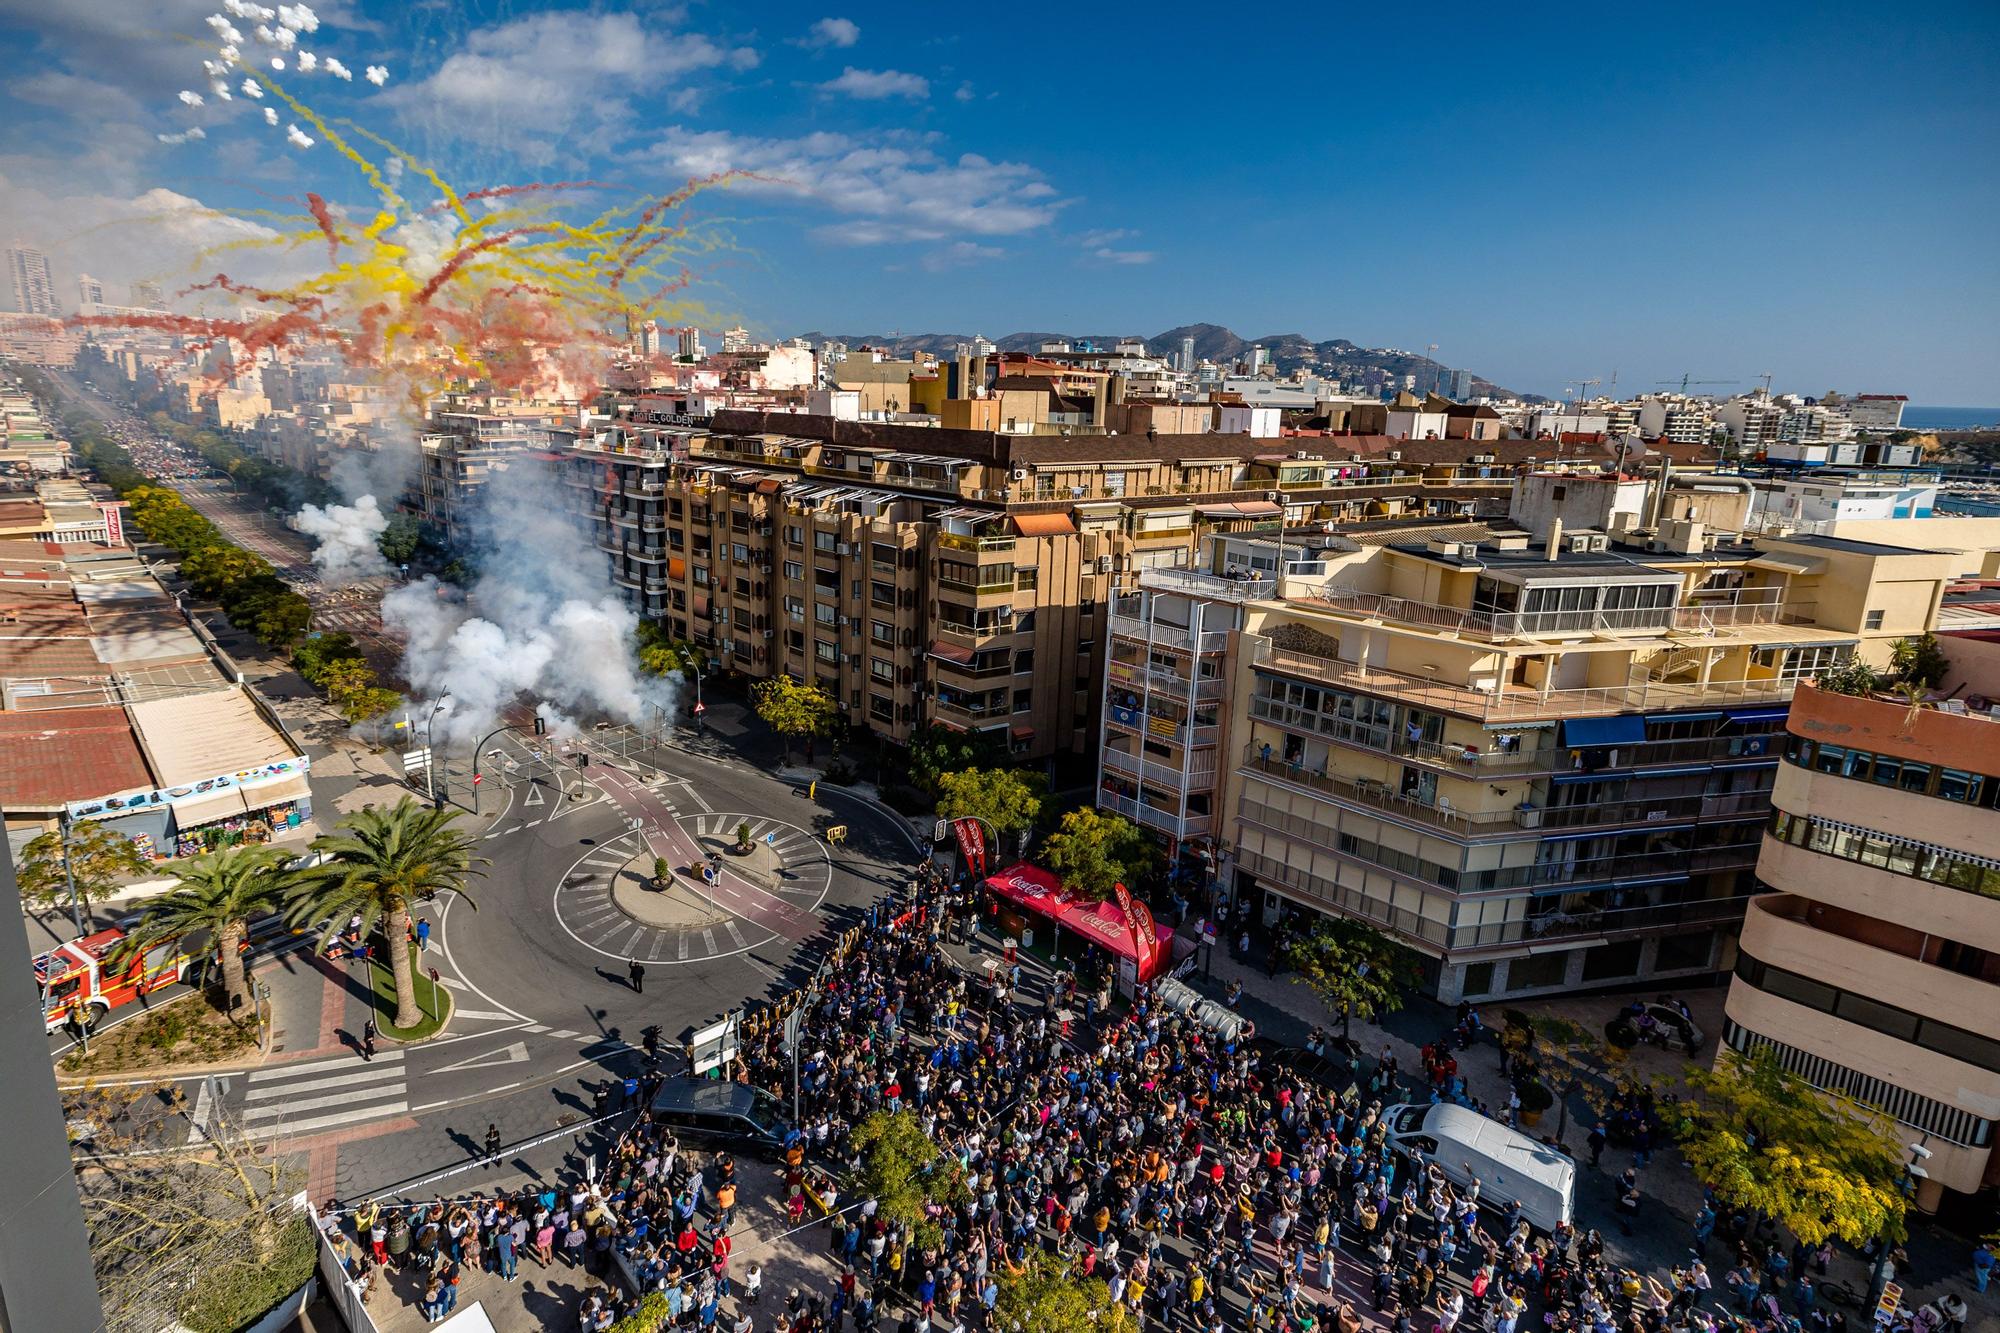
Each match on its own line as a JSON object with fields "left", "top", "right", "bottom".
{"left": 1144, "top": 497, "right": 1976, "bottom": 1003}
{"left": 548, "top": 406, "right": 1532, "bottom": 759}
{"left": 1723, "top": 680, "right": 2000, "bottom": 1205}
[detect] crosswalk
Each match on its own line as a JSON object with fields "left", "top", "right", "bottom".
{"left": 236, "top": 1048, "right": 408, "bottom": 1141}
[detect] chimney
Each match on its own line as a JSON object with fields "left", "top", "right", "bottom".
{"left": 1547, "top": 515, "right": 1563, "bottom": 561}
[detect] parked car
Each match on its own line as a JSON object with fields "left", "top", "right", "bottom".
{"left": 1605, "top": 999, "right": 1705, "bottom": 1052}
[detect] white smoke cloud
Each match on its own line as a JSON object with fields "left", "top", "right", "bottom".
{"left": 379, "top": 462, "right": 676, "bottom": 747}
{"left": 295, "top": 495, "right": 390, "bottom": 584}
{"left": 285, "top": 122, "right": 313, "bottom": 148}
{"left": 323, "top": 57, "right": 351, "bottom": 80}
{"left": 365, "top": 64, "right": 388, "bottom": 86}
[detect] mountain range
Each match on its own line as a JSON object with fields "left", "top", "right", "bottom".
{"left": 790, "top": 323, "right": 1540, "bottom": 402}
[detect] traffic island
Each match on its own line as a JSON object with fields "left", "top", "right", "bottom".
{"left": 57, "top": 989, "right": 266, "bottom": 1078}
{"left": 369, "top": 943, "right": 453, "bottom": 1042}
{"left": 609, "top": 856, "right": 733, "bottom": 930}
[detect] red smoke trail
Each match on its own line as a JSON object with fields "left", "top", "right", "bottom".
{"left": 305, "top": 192, "right": 342, "bottom": 260}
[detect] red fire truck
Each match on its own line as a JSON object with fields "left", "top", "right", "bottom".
{"left": 34, "top": 928, "right": 191, "bottom": 1032}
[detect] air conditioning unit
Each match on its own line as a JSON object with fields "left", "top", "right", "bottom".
{"left": 1455, "top": 542, "right": 1482, "bottom": 560}
{"left": 1096, "top": 556, "right": 1113, "bottom": 574}
{"left": 762, "top": 628, "right": 774, "bottom": 639}
{"left": 1386, "top": 450, "right": 1403, "bottom": 461}
{"left": 836, "top": 542, "right": 852, "bottom": 555}
{"left": 1071, "top": 486, "right": 1087, "bottom": 499}
{"left": 758, "top": 525, "right": 772, "bottom": 536}
{"left": 1011, "top": 468, "right": 1028, "bottom": 481}
{"left": 1472, "top": 453, "right": 1496, "bottom": 464}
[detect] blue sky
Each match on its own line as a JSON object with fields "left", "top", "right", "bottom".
{"left": 1, "top": 0, "right": 1996, "bottom": 401}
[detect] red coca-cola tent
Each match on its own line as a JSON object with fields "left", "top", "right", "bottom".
{"left": 983, "top": 862, "right": 1171, "bottom": 982}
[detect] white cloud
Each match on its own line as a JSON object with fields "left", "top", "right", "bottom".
{"left": 286, "top": 123, "right": 314, "bottom": 149}
{"left": 1078, "top": 228, "right": 1134, "bottom": 247}
{"left": 819, "top": 66, "right": 928, "bottom": 100}
{"left": 954, "top": 82, "right": 975, "bottom": 102}
{"left": 1088, "top": 246, "right": 1156, "bottom": 265}
{"left": 801, "top": 16, "right": 860, "bottom": 48}
{"left": 636, "top": 126, "right": 1066, "bottom": 242}
{"left": 388, "top": 10, "right": 755, "bottom": 153}
{"left": 364, "top": 63, "right": 387, "bottom": 85}
{"left": 921, "top": 241, "right": 1003, "bottom": 272}
{"left": 0, "top": 172, "right": 285, "bottom": 300}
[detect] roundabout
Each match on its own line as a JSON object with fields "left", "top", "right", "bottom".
{"left": 550, "top": 810, "right": 833, "bottom": 966}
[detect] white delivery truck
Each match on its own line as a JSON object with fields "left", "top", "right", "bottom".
{"left": 1380, "top": 1102, "right": 1576, "bottom": 1232}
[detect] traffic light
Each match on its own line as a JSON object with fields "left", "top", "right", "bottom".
{"left": 577, "top": 753, "right": 590, "bottom": 768}
{"left": 534, "top": 715, "right": 547, "bottom": 735}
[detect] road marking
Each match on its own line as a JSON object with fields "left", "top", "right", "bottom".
{"left": 433, "top": 1041, "right": 530, "bottom": 1074}
{"left": 242, "top": 1087, "right": 399, "bottom": 1119}
{"left": 521, "top": 783, "right": 545, "bottom": 808}
{"left": 677, "top": 932, "right": 689, "bottom": 961}
{"left": 546, "top": 1029, "right": 577, "bottom": 1040}
{"left": 648, "top": 932, "right": 667, "bottom": 961}
{"left": 481, "top": 1081, "right": 522, "bottom": 1096}
{"left": 521, "top": 819, "right": 543, "bottom": 828}
{"left": 249, "top": 1050, "right": 403, "bottom": 1080}
{"left": 245, "top": 1064, "right": 406, "bottom": 1099}
{"left": 700, "top": 927, "right": 716, "bottom": 955}
{"left": 241, "top": 1102, "right": 410, "bottom": 1141}
{"left": 723, "top": 919, "right": 747, "bottom": 949}
{"left": 452, "top": 1009, "right": 516, "bottom": 1021}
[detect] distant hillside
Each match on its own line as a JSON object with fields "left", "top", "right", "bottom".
{"left": 792, "top": 323, "right": 1539, "bottom": 402}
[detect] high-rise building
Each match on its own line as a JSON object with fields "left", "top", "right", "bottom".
{"left": 1845, "top": 394, "right": 1908, "bottom": 431}
{"left": 1723, "top": 674, "right": 2000, "bottom": 1206}
{"left": 77, "top": 273, "right": 104, "bottom": 308}
{"left": 131, "top": 280, "right": 166, "bottom": 310}
{"left": 722, "top": 325, "right": 752, "bottom": 353}
{"left": 676, "top": 326, "right": 706, "bottom": 360}
{"left": 7, "top": 243, "right": 58, "bottom": 315}
{"left": 1448, "top": 368, "right": 1474, "bottom": 400}
{"left": 1180, "top": 336, "right": 1196, "bottom": 374}
{"left": 638, "top": 319, "right": 662, "bottom": 358}
{"left": 1128, "top": 478, "right": 1979, "bottom": 1004}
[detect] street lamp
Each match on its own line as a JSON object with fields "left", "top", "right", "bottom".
{"left": 425, "top": 689, "right": 450, "bottom": 810}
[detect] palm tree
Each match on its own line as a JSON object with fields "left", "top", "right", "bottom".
{"left": 287, "top": 798, "right": 484, "bottom": 1030}
{"left": 113, "top": 846, "right": 292, "bottom": 1018}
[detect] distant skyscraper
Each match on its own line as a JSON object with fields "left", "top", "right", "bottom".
{"left": 8, "top": 243, "right": 58, "bottom": 315}
{"left": 1180, "top": 336, "right": 1195, "bottom": 373}
{"left": 1448, "top": 368, "right": 1474, "bottom": 399}
{"left": 677, "top": 326, "right": 706, "bottom": 360}
{"left": 722, "top": 325, "right": 751, "bottom": 353}
{"left": 638, "top": 319, "right": 662, "bottom": 358}
{"left": 131, "top": 280, "right": 166, "bottom": 309}
{"left": 76, "top": 273, "right": 104, "bottom": 307}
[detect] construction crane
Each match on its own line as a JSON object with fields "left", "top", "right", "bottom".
{"left": 1656, "top": 373, "right": 1737, "bottom": 394}
{"left": 1565, "top": 378, "right": 1603, "bottom": 402}
{"left": 1757, "top": 371, "right": 1774, "bottom": 395}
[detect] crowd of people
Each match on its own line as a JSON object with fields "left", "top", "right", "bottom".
{"left": 319, "top": 862, "right": 1979, "bottom": 1333}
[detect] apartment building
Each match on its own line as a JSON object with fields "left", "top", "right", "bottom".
{"left": 549, "top": 407, "right": 1530, "bottom": 759}
{"left": 1637, "top": 397, "right": 1714, "bottom": 445}
{"left": 1167, "top": 484, "right": 1968, "bottom": 1003}
{"left": 1724, "top": 677, "right": 2000, "bottom": 1204}
{"left": 415, "top": 411, "right": 553, "bottom": 545}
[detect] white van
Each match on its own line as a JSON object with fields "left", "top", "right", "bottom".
{"left": 1381, "top": 1102, "right": 1576, "bottom": 1232}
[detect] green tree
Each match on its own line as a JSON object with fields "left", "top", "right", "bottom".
{"left": 1512, "top": 1014, "right": 1634, "bottom": 1140}
{"left": 1888, "top": 632, "right": 1949, "bottom": 689}
{"left": 222, "top": 575, "right": 312, "bottom": 649}
{"left": 906, "top": 723, "right": 1007, "bottom": 795}
{"left": 292, "top": 631, "right": 363, "bottom": 686}
{"left": 934, "top": 767, "right": 1044, "bottom": 840}
{"left": 753, "top": 674, "right": 836, "bottom": 763}
{"left": 181, "top": 544, "right": 273, "bottom": 599}
{"left": 376, "top": 513, "right": 421, "bottom": 566}
{"left": 1670, "top": 1045, "right": 1910, "bottom": 1249}
{"left": 286, "top": 798, "right": 484, "bottom": 1030}
{"left": 113, "top": 846, "right": 290, "bottom": 1016}
{"left": 1281, "top": 915, "right": 1419, "bottom": 1042}
{"left": 18, "top": 822, "right": 151, "bottom": 917}
{"left": 1040, "top": 807, "right": 1153, "bottom": 901}
{"left": 852, "top": 1109, "right": 969, "bottom": 1250}
{"left": 995, "top": 1249, "right": 1134, "bottom": 1333}
{"left": 635, "top": 621, "right": 705, "bottom": 679}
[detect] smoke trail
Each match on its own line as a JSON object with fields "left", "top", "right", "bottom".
{"left": 294, "top": 493, "right": 390, "bottom": 584}
{"left": 380, "top": 459, "right": 676, "bottom": 746}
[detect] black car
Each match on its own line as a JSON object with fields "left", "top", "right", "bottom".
{"left": 1254, "top": 1038, "right": 1358, "bottom": 1095}
{"left": 648, "top": 1080, "right": 793, "bottom": 1156}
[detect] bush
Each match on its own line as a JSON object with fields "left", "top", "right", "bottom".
{"left": 178, "top": 1211, "right": 317, "bottom": 1333}
{"left": 609, "top": 1293, "right": 672, "bottom": 1333}
{"left": 1517, "top": 1079, "right": 1554, "bottom": 1114}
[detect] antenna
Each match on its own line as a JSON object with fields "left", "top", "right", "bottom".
{"left": 1757, "top": 371, "right": 1774, "bottom": 396}
{"left": 1656, "top": 373, "right": 1738, "bottom": 394}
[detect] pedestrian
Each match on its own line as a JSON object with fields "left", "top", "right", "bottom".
{"left": 415, "top": 917, "right": 431, "bottom": 952}
{"left": 483, "top": 1123, "right": 502, "bottom": 1168}
{"left": 1973, "top": 1240, "right": 1995, "bottom": 1293}
{"left": 629, "top": 958, "right": 645, "bottom": 993}
{"left": 494, "top": 1218, "right": 518, "bottom": 1281}
{"left": 1587, "top": 1121, "right": 1608, "bottom": 1169}
{"left": 361, "top": 1016, "right": 378, "bottom": 1062}
{"left": 1616, "top": 1179, "right": 1642, "bottom": 1236}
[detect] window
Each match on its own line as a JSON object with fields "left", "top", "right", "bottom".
{"left": 815, "top": 603, "right": 836, "bottom": 625}
{"left": 692, "top": 566, "right": 709, "bottom": 586}
{"left": 1014, "top": 649, "right": 1035, "bottom": 674}
{"left": 1015, "top": 567, "right": 1038, "bottom": 591}
{"left": 814, "top": 530, "right": 837, "bottom": 552}
{"left": 869, "top": 695, "right": 895, "bottom": 723}
{"left": 783, "top": 560, "right": 804, "bottom": 581}
{"left": 870, "top": 657, "right": 896, "bottom": 683}
{"left": 872, "top": 542, "right": 897, "bottom": 568}
{"left": 871, "top": 620, "right": 896, "bottom": 645}
{"left": 1013, "top": 688, "right": 1033, "bottom": 713}
{"left": 814, "top": 640, "right": 838, "bottom": 663}
{"left": 784, "top": 525, "right": 804, "bottom": 546}
{"left": 871, "top": 581, "right": 896, "bottom": 607}
{"left": 1864, "top": 609, "right": 1885, "bottom": 630}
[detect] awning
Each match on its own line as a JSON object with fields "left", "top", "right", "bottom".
{"left": 929, "top": 639, "right": 975, "bottom": 664}
{"left": 1551, "top": 773, "right": 1620, "bottom": 786}
{"left": 754, "top": 478, "right": 782, "bottom": 494}
{"left": 1196, "top": 500, "right": 1283, "bottom": 518}
{"left": 1747, "top": 553, "right": 1826, "bottom": 576}
{"left": 1560, "top": 715, "right": 1646, "bottom": 748}
{"left": 1011, "top": 512, "right": 1076, "bottom": 537}
{"left": 983, "top": 863, "right": 1170, "bottom": 978}
{"left": 168, "top": 786, "right": 250, "bottom": 828}
{"left": 668, "top": 557, "right": 686, "bottom": 579}
{"left": 1010, "top": 723, "right": 1035, "bottom": 741}
{"left": 1725, "top": 708, "right": 1790, "bottom": 724}
{"left": 1646, "top": 711, "right": 1722, "bottom": 724}
{"left": 239, "top": 774, "right": 311, "bottom": 808}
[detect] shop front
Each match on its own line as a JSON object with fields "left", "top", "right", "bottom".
{"left": 66, "top": 757, "right": 312, "bottom": 862}
{"left": 982, "top": 862, "right": 1173, "bottom": 995}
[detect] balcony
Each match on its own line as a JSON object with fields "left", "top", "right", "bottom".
{"left": 1241, "top": 746, "right": 1520, "bottom": 834}
{"left": 1108, "top": 659, "right": 1227, "bottom": 703}
{"left": 1307, "top": 585, "right": 1816, "bottom": 641}
{"left": 1104, "top": 705, "right": 1218, "bottom": 748}
{"left": 936, "top": 622, "right": 1008, "bottom": 649}
{"left": 1109, "top": 614, "right": 1232, "bottom": 652}
{"left": 1099, "top": 791, "right": 1213, "bottom": 838}
{"left": 932, "top": 652, "right": 1014, "bottom": 680}
{"left": 1102, "top": 745, "right": 1219, "bottom": 790}
{"left": 1246, "top": 695, "right": 1553, "bottom": 776}
{"left": 938, "top": 533, "right": 1015, "bottom": 554}
{"left": 1253, "top": 642, "right": 1797, "bottom": 723}
{"left": 933, "top": 695, "right": 1011, "bottom": 723}
{"left": 938, "top": 575, "right": 1018, "bottom": 596}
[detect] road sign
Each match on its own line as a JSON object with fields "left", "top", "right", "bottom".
{"left": 782, "top": 1003, "right": 806, "bottom": 1056}
{"left": 689, "top": 1014, "right": 739, "bottom": 1076}
{"left": 402, "top": 748, "right": 431, "bottom": 773}
{"left": 1876, "top": 1282, "right": 1902, "bottom": 1322}
{"left": 692, "top": 702, "right": 706, "bottom": 715}
{"left": 933, "top": 819, "right": 948, "bottom": 843}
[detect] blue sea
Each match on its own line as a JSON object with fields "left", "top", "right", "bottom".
{"left": 1905, "top": 405, "right": 2000, "bottom": 431}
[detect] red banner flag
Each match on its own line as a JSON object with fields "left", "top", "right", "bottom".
{"left": 953, "top": 818, "right": 987, "bottom": 876}
{"left": 1111, "top": 882, "right": 1160, "bottom": 976}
